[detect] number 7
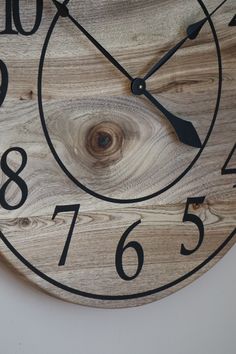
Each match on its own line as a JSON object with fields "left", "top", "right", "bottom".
{"left": 52, "top": 204, "right": 80, "bottom": 266}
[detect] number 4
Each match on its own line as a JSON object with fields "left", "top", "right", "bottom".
{"left": 52, "top": 204, "right": 80, "bottom": 266}
{"left": 222, "top": 143, "right": 236, "bottom": 188}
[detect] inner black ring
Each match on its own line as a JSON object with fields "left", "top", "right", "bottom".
{"left": 38, "top": 0, "right": 222, "bottom": 204}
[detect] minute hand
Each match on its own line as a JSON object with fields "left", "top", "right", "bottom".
{"left": 52, "top": 0, "right": 133, "bottom": 81}
{"left": 142, "top": 89, "right": 202, "bottom": 148}
{"left": 144, "top": 0, "right": 228, "bottom": 81}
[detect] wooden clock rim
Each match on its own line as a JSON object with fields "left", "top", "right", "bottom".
{"left": 0, "top": 0, "right": 234, "bottom": 308}
{"left": 0, "top": 227, "right": 235, "bottom": 302}
{"left": 38, "top": 0, "right": 223, "bottom": 205}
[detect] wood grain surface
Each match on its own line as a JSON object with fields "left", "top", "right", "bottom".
{"left": 0, "top": 0, "right": 235, "bottom": 308}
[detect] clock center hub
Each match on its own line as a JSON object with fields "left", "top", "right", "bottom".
{"left": 131, "top": 78, "right": 146, "bottom": 96}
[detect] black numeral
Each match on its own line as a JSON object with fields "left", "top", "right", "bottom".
{"left": 0, "top": 0, "right": 43, "bottom": 36}
{"left": 115, "top": 220, "right": 144, "bottom": 281}
{"left": 52, "top": 204, "right": 80, "bottom": 266}
{"left": 229, "top": 15, "right": 236, "bottom": 26}
{"left": 222, "top": 143, "right": 236, "bottom": 188}
{"left": 0, "top": 147, "right": 28, "bottom": 210}
{"left": 181, "top": 197, "right": 205, "bottom": 256}
{"left": 0, "top": 60, "right": 8, "bottom": 107}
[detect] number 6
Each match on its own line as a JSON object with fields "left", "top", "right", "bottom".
{"left": 115, "top": 220, "right": 144, "bottom": 281}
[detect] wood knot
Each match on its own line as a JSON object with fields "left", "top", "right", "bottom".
{"left": 19, "top": 217, "right": 31, "bottom": 228}
{"left": 20, "top": 90, "right": 34, "bottom": 101}
{"left": 193, "top": 202, "right": 202, "bottom": 210}
{"left": 86, "top": 121, "right": 124, "bottom": 167}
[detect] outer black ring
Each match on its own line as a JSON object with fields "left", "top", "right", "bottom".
{"left": 38, "top": 0, "right": 223, "bottom": 205}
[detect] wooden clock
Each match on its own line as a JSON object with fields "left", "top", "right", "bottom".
{"left": 0, "top": 0, "right": 235, "bottom": 308}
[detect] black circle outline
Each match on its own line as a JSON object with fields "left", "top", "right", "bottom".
{"left": 38, "top": 0, "right": 223, "bottom": 204}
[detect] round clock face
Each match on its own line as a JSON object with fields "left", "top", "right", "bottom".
{"left": 0, "top": 0, "right": 235, "bottom": 308}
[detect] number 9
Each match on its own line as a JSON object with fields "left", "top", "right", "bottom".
{"left": 0, "top": 60, "right": 8, "bottom": 107}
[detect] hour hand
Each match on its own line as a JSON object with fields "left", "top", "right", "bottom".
{"left": 131, "top": 79, "right": 202, "bottom": 148}
{"left": 144, "top": 90, "right": 202, "bottom": 148}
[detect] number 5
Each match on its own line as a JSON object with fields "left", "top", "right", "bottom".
{"left": 181, "top": 197, "right": 205, "bottom": 256}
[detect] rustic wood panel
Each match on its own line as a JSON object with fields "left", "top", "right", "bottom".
{"left": 0, "top": 0, "right": 235, "bottom": 307}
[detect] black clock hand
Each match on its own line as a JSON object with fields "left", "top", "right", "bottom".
{"left": 144, "top": 0, "right": 228, "bottom": 81}
{"left": 141, "top": 88, "right": 202, "bottom": 148}
{"left": 53, "top": 0, "right": 201, "bottom": 148}
{"left": 52, "top": 0, "right": 133, "bottom": 81}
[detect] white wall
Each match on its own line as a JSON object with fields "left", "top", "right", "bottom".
{"left": 0, "top": 245, "right": 236, "bottom": 354}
